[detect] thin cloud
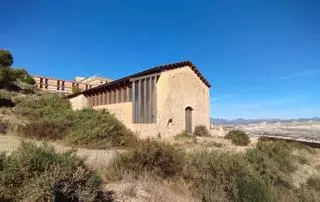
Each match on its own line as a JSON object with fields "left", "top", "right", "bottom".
{"left": 272, "top": 70, "right": 316, "bottom": 80}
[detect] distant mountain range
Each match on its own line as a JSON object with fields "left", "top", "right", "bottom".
{"left": 211, "top": 117, "right": 320, "bottom": 125}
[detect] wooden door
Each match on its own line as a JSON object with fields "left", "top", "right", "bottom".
{"left": 185, "top": 107, "right": 193, "bottom": 134}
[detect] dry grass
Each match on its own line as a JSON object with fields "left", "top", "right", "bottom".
{"left": 106, "top": 173, "right": 195, "bottom": 202}
{"left": 173, "top": 131, "right": 197, "bottom": 147}
{"left": 292, "top": 148, "right": 320, "bottom": 187}
{"left": 202, "top": 140, "right": 224, "bottom": 148}
{"left": 17, "top": 119, "right": 67, "bottom": 140}
{"left": 1, "top": 135, "right": 320, "bottom": 201}
{"left": 106, "top": 137, "right": 320, "bottom": 201}
{"left": 306, "top": 176, "right": 320, "bottom": 191}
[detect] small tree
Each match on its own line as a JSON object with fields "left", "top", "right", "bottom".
{"left": 0, "top": 67, "right": 16, "bottom": 87}
{"left": 0, "top": 50, "right": 35, "bottom": 88}
{"left": 14, "top": 68, "right": 36, "bottom": 85}
{"left": 0, "top": 50, "right": 13, "bottom": 67}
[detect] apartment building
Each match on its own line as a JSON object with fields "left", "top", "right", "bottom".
{"left": 33, "top": 76, "right": 111, "bottom": 94}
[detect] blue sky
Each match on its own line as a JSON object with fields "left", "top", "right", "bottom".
{"left": 1, "top": 0, "right": 319, "bottom": 119}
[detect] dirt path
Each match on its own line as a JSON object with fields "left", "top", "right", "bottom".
{"left": 0, "top": 135, "right": 121, "bottom": 170}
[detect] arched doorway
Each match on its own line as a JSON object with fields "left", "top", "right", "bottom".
{"left": 185, "top": 107, "right": 193, "bottom": 134}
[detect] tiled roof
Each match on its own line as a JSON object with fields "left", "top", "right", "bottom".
{"left": 68, "top": 61, "right": 210, "bottom": 98}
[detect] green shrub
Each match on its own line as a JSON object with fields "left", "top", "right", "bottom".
{"left": 14, "top": 93, "right": 71, "bottom": 140}
{"left": 109, "top": 139, "right": 185, "bottom": 179}
{"left": 256, "top": 140, "right": 297, "bottom": 173}
{"left": 0, "top": 142, "right": 108, "bottom": 201}
{"left": 14, "top": 94, "right": 138, "bottom": 149}
{"left": 245, "top": 148, "right": 291, "bottom": 187}
{"left": 14, "top": 93, "right": 71, "bottom": 121}
{"left": 193, "top": 125, "right": 210, "bottom": 137}
{"left": 0, "top": 67, "right": 16, "bottom": 88}
{"left": 244, "top": 140, "right": 320, "bottom": 201}
{"left": 184, "top": 150, "right": 273, "bottom": 202}
{"left": 18, "top": 119, "right": 67, "bottom": 140}
{"left": 0, "top": 67, "right": 35, "bottom": 90}
{"left": 14, "top": 68, "right": 35, "bottom": 85}
{"left": 259, "top": 136, "right": 315, "bottom": 152}
{"left": 225, "top": 130, "right": 250, "bottom": 146}
{"left": 65, "top": 109, "right": 138, "bottom": 149}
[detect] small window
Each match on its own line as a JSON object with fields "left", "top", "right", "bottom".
{"left": 45, "top": 79, "right": 48, "bottom": 89}
{"left": 61, "top": 81, "right": 65, "bottom": 91}
{"left": 40, "top": 78, "right": 43, "bottom": 88}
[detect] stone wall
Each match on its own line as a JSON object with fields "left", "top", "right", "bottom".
{"left": 70, "top": 94, "right": 90, "bottom": 110}
{"left": 155, "top": 66, "right": 210, "bottom": 138}
{"left": 93, "top": 102, "right": 133, "bottom": 129}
